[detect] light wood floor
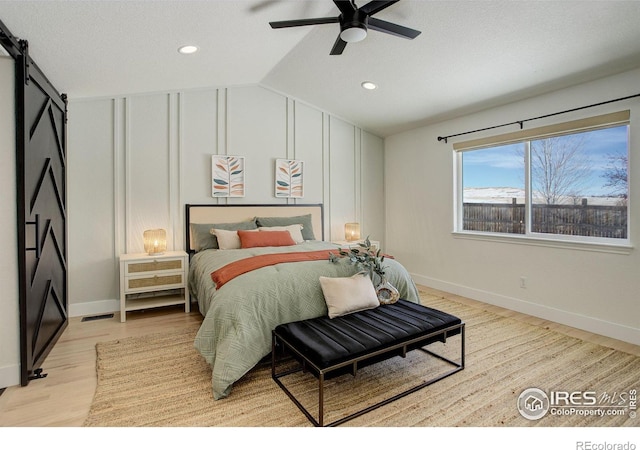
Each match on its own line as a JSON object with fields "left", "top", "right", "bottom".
{"left": 0, "top": 285, "right": 638, "bottom": 427}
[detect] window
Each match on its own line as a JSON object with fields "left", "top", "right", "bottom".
{"left": 455, "top": 112, "right": 629, "bottom": 245}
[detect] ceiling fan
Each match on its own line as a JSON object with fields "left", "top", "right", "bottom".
{"left": 269, "top": 0, "right": 421, "bottom": 55}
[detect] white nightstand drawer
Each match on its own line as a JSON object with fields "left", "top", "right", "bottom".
{"left": 125, "top": 273, "right": 184, "bottom": 292}
{"left": 125, "top": 258, "right": 184, "bottom": 275}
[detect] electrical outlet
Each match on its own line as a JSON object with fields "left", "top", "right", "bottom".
{"left": 520, "top": 276, "right": 527, "bottom": 289}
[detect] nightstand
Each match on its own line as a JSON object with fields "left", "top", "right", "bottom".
{"left": 332, "top": 240, "right": 380, "bottom": 252}
{"left": 119, "top": 250, "right": 189, "bottom": 322}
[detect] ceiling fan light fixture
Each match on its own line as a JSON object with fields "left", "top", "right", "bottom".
{"left": 340, "top": 26, "right": 367, "bottom": 43}
{"left": 178, "top": 45, "right": 199, "bottom": 55}
{"left": 269, "top": 1, "right": 421, "bottom": 55}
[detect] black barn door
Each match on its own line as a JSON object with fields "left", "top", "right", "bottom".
{"left": 16, "top": 47, "right": 68, "bottom": 385}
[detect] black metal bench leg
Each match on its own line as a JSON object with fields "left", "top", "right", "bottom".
{"left": 319, "top": 372, "right": 324, "bottom": 427}
{"left": 461, "top": 324, "right": 466, "bottom": 368}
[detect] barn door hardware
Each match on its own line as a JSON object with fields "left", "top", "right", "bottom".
{"left": 62, "top": 93, "right": 68, "bottom": 124}
{"left": 0, "top": 19, "right": 22, "bottom": 59}
{"left": 28, "top": 368, "right": 48, "bottom": 381}
{"left": 19, "top": 39, "right": 30, "bottom": 85}
{"left": 25, "top": 214, "right": 41, "bottom": 259}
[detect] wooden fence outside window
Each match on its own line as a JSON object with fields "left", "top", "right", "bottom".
{"left": 463, "top": 199, "right": 627, "bottom": 239}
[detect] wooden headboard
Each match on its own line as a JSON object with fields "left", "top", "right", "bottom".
{"left": 185, "top": 203, "right": 324, "bottom": 253}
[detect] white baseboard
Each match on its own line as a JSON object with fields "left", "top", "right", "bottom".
{"left": 0, "top": 300, "right": 119, "bottom": 389}
{"left": 412, "top": 273, "right": 640, "bottom": 346}
{"left": 69, "top": 298, "right": 119, "bottom": 319}
{"left": 0, "top": 363, "right": 20, "bottom": 389}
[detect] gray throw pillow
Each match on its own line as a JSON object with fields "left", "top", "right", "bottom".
{"left": 190, "top": 220, "right": 257, "bottom": 251}
{"left": 255, "top": 214, "right": 315, "bottom": 241}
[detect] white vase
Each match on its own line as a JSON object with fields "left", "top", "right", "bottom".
{"left": 375, "top": 276, "right": 400, "bottom": 304}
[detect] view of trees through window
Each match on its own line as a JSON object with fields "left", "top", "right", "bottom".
{"left": 460, "top": 125, "right": 629, "bottom": 240}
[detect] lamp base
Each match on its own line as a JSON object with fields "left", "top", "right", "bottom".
{"left": 147, "top": 251, "right": 165, "bottom": 256}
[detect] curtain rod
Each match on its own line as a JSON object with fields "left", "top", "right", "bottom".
{"left": 437, "top": 93, "right": 640, "bottom": 144}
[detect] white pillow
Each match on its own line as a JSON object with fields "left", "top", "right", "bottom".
{"left": 319, "top": 272, "right": 379, "bottom": 319}
{"left": 258, "top": 224, "right": 304, "bottom": 244}
{"left": 210, "top": 228, "right": 258, "bottom": 250}
{"left": 210, "top": 228, "right": 241, "bottom": 249}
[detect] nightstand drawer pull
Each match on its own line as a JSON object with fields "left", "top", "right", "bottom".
{"left": 127, "top": 259, "right": 182, "bottom": 274}
{"left": 128, "top": 274, "right": 183, "bottom": 290}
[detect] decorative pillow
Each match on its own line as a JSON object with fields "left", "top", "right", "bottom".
{"left": 237, "top": 230, "right": 296, "bottom": 248}
{"left": 258, "top": 224, "right": 304, "bottom": 244}
{"left": 255, "top": 214, "right": 316, "bottom": 240}
{"left": 211, "top": 228, "right": 258, "bottom": 250}
{"left": 190, "top": 220, "right": 257, "bottom": 251}
{"left": 319, "top": 272, "right": 379, "bottom": 319}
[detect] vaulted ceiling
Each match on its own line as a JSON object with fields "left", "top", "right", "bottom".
{"left": 2, "top": 0, "right": 640, "bottom": 137}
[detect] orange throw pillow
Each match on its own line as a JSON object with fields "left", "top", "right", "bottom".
{"left": 238, "top": 230, "right": 296, "bottom": 248}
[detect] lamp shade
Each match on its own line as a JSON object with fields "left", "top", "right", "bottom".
{"left": 143, "top": 229, "right": 167, "bottom": 255}
{"left": 345, "top": 223, "right": 361, "bottom": 242}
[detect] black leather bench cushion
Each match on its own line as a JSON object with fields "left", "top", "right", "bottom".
{"left": 275, "top": 299, "right": 462, "bottom": 370}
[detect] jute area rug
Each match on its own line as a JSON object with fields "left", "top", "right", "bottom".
{"left": 84, "top": 291, "right": 639, "bottom": 427}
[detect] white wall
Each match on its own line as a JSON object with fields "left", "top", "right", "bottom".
{"left": 66, "top": 84, "right": 385, "bottom": 318}
{"left": 385, "top": 67, "right": 640, "bottom": 345}
{"left": 0, "top": 56, "right": 19, "bottom": 387}
{"left": 361, "top": 132, "right": 385, "bottom": 243}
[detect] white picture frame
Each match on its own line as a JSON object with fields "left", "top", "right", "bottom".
{"left": 275, "top": 159, "right": 304, "bottom": 198}
{"left": 212, "top": 155, "right": 245, "bottom": 197}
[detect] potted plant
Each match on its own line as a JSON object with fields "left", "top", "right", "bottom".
{"left": 329, "top": 236, "right": 399, "bottom": 304}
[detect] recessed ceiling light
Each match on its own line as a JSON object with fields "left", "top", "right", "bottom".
{"left": 361, "top": 81, "right": 377, "bottom": 90}
{"left": 178, "top": 45, "right": 199, "bottom": 55}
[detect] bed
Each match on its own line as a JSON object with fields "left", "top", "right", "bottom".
{"left": 185, "top": 203, "right": 420, "bottom": 400}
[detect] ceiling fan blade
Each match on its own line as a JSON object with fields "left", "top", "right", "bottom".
{"left": 359, "top": 0, "right": 400, "bottom": 16}
{"left": 333, "top": 0, "right": 357, "bottom": 15}
{"left": 367, "top": 17, "right": 421, "bottom": 39}
{"left": 270, "top": 16, "right": 340, "bottom": 29}
{"left": 330, "top": 35, "right": 348, "bottom": 55}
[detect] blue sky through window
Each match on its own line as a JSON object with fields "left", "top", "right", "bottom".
{"left": 462, "top": 126, "right": 628, "bottom": 198}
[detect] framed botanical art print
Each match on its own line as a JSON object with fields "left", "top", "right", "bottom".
{"left": 212, "top": 155, "right": 245, "bottom": 197}
{"left": 275, "top": 159, "right": 304, "bottom": 198}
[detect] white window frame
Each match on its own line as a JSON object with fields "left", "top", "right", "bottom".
{"left": 452, "top": 111, "right": 632, "bottom": 254}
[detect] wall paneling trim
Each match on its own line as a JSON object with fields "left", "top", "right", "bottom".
{"left": 66, "top": 84, "right": 384, "bottom": 317}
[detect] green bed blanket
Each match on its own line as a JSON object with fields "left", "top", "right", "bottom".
{"left": 189, "top": 241, "right": 420, "bottom": 400}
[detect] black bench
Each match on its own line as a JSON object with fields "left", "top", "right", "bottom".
{"left": 271, "top": 299, "right": 465, "bottom": 426}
